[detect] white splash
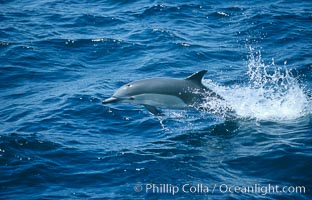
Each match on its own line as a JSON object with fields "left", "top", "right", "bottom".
{"left": 203, "top": 48, "right": 311, "bottom": 121}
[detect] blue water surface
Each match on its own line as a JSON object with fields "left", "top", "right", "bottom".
{"left": 1, "top": 0, "right": 311, "bottom": 199}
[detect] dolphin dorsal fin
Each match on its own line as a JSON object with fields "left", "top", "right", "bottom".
{"left": 185, "top": 70, "right": 207, "bottom": 85}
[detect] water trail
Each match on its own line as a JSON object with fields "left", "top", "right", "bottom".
{"left": 203, "top": 47, "right": 311, "bottom": 121}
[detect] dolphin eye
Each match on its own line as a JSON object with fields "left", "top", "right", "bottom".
{"left": 127, "top": 84, "right": 132, "bottom": 87}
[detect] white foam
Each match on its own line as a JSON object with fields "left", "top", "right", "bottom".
{"left": 203, "top": 48, "right": 311, "bottom": 121}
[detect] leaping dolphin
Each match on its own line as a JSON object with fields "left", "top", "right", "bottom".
{"left": 102, "top": 70, "right": 223, "bottom": 115}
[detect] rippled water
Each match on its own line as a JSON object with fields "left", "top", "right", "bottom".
{"left": 1, "top": 0, "right": 311, "bottom": 199}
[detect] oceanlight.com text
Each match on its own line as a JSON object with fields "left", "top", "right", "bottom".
{"left": 133, "top": 183, "right": 306, "bottom": 196}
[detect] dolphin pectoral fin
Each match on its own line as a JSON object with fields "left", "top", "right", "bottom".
{"left": 143, "top": 105, "right": 164, "bottom": 116}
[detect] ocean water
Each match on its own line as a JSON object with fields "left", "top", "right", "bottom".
{"left": 1, "top": 0, "right": 311, "bottom": 199}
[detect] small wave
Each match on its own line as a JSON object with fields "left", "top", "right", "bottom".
{"left": 203, "top": 47, "right": 311, "bottom": 121}
{"left": 72, "top": 14, "right": 123, "bottom": 27}
{"left": 139, "top": 4, "right": 204, "bottom": 17}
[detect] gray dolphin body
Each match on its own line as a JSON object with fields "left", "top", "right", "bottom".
{"left": 102, "top": 70, "right": 223, "bottom": 115}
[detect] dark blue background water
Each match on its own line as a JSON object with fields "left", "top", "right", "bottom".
{"left": 1, "top": 0, "right": 311, "bottom": 199}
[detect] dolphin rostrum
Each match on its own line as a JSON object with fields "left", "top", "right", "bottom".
{"left": 102, "top": 70, "right": 223, "bottom": 115}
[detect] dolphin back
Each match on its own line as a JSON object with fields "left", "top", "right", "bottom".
{"left": 185, "top": 70, "right": 224, "bottom": 100}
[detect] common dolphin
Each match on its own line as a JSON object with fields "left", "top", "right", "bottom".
{"left": 102, "top": 70, "right": 223, "bottom": 115}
